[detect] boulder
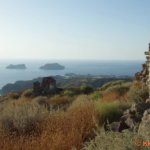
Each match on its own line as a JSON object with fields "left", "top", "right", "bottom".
{"left": 138, "top": 109, "right": 150, "bottom": 137}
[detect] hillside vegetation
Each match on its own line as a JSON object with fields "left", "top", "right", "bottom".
{"left": 0, "top": 80, "right": 149, "bottom": 150}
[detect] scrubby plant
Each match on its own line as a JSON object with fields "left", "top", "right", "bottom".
{"left": 0, "top": 100, "right": 48, "bottom": 135}
{"left": 82, "top": 128, "right": 149, "bottom": 150}
{"left": 100, "top": 80, "right": 129, "bottom": 91}
{"left": 80, "top": 85, "right": 94, "bottom": 94}
{"left": 95, "top": 101, "right": 130, "bottom": 124}
{"left": 90, "top": 91, "right": 102, "bottom": 101}
{"left": 48, "top": 95, "right": 71, "bottom": 105}
{"left": 0, "top": 94, "right": 98, "bottom": 150}
{"left": 22, "top": 89, "right": 33, "bottom": 97}
{"left": 99, "top": 81, "right": 131, "bottom": 103}
{"left": 63, "top": 89, "right": 76, "bottom": 97}
{"left": 127, "top": 83, "right": 148, "bottom": 103}
{"left": 32, "top": 96, "right": 48, "bottom": 107}
{"left": 103, "top": 82, "right": 131, "bottom": 96}
{"left": 8, "top": 92, "right": 20, "bottom": 99}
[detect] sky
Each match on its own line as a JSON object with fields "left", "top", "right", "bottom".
{"left": 0, "top": 0, "right": 150, "bottom": 60}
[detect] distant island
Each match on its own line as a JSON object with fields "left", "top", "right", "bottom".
{"left": 6, "top": 64, "right": 27, "bottom": 70}
{"left": 40, "top": 63, "right": 65, "bottom": 70}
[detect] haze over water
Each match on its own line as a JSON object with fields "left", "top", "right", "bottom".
{"left": 0, "top": 59, "right": 143, "bottom": 89}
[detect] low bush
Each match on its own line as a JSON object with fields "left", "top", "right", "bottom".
{"left": 100, "top": 80, "right": 130, "bottom": 91}
{"left": 80, "top": 85, "right": 94, "bottom": 94}
{"left": 22, "top": 89, "right": 33, "bottom": 97}
{"left": 103, "top": 82, "right": 131, "bottom": 96}
{"left": 63, "top": 89, "right": 76, "bottom": 97}
{"left": 83, "top": 128, "right": 149, "bottom": 150}
{"left": 95, "top": 101, "right": 129, "bottom": 124}
{"left": 90, "top": 91, "right": 102, "bottom": 101}
{"left": 48, "top": 95, "right": 71, "bottom": 106}
{"left": 32, "top": 96, "right": 48, "bottom": 107}
{"left": 127, "top": 83, "right": 148, "bottom": 103}
{"left": 0, "top": 95, "right": 98, "bottom": 150}
{"left": 0, "top": 100, "right": 48, "bottom": 135}
{"left": 8, "top": 92, "right": 20, "bottom": 99}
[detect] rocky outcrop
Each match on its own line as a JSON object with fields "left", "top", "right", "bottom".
{"left": 138, "top": 108, "right": 150, "bottom": 137}
{"left": 135, "top": 63, "right": 148, "bottom": 84}
{"left": 33, "top": 77, "right": 62, "bottom": 96}
{"left": 108, "top": 102, "right": 150, "bottom": 132}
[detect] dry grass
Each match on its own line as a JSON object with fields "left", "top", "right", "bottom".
{"left": 83, "top": 127, "right": 150, "bottom": 150}
{"left": 101, "top": 91, "right": 121, "bottom": 102}
{"left": 0, "top": 95, "right": 98, "bottom": 150}
{"left": 0, "top": 99, "right": 48, "bottom": 135}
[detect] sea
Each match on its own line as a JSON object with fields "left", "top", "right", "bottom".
{"left": 0, "top": 59, "right": 144, "bottom": 89}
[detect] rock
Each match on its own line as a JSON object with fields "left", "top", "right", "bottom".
{"left": 6, "top": 64, "right": 27, "bottom": 69}
{"left": 138, "top": 109, "right": 150, "bottom": 137}
{"left": 142, "top": 109, "right": 150, "bottom": 122}
{"left": 40, "top": 63, "right": 65, "bottom": 70}
{"left": 135, "top": 63, "right": 149, "bottom": 84}
{"left": 119, "top": 118, "right": 130, "bottom": 132}
{"left": 41, "top": 77, "right": 56, "bottom": 95}
{"left": 110, "top": 122, "right": 120, "bottom": 131}
{"left": 135, "top": 102, "right": 150, "bottom": 115}
{"left": 146, "top": 98, "right": 150, "bottom": 104}
{"left": 33, "top": 81, "right": 41, "bottom": 96}
{"left": 32, "top": 76, "right": 61, "bottom": 96}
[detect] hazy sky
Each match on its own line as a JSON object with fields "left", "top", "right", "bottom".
{"left": 0, "top": 0, "right": 150, "bottom": 60}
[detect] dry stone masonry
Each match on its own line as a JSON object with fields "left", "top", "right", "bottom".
{"left": 108, "top": 43, "right": 150, "bottom": 132}
{"left": 33, "top": 76, "right": 62, "bottom": 96}
{"left": 135, "top": 43, "right": 150, "bottom": 101}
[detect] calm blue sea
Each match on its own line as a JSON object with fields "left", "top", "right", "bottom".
{"left": 0, "top": 60, "right": 144, "bottom": 89}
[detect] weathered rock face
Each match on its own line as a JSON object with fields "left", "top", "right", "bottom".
{"left": 135, "top": 63, "right": 149, "bottom": 84}
{"left": 33, "top": 77, "right": 61, "bottom": 96}
{"left": 138, "top": 109, "right": 150, "bottom": 137}
{"left": 41, "top": 77, "right": 56, "bottom": 95}
{"left": 108, "top": 102, "right": 150, "bottom": 132}
{"left": 33, "top": 81, "right": 41, "bottom": 96}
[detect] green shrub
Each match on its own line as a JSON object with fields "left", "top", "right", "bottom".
{"left": 95, "top": 101, "right": 129, "bottom": 124}
{"left": 90, "top": 91, "right": 102, "bottom": 101}
{"left": 63, "top": 90, "right": 76, "bottom": 97}
{"left": 100, "top": 80, "right": 128, "bottom": 91}
{"left": 83, "top": 128, "right": 149, "bottom": 150}
{"left": 127, "top": 85, "right": 148, "bottom": 103}
{"left": 80, "top": 85, "right": 94, "bottom": 94}
{"left": 103, "top": 82, "right": 131, "bottom": 96}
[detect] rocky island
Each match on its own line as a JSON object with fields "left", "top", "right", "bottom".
{"left": 6, "top": 64, "right": 27, "bottom": 70}
{"left": 40, "top": 63, "right": 65, "bottom": 70}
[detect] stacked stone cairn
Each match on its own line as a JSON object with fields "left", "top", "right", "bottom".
{"left": 108, "top": 43, "right": 150, "bottom": 132}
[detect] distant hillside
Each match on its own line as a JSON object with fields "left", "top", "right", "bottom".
{"left": 0, "top": 74, "right": 132, "bottom": 95}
